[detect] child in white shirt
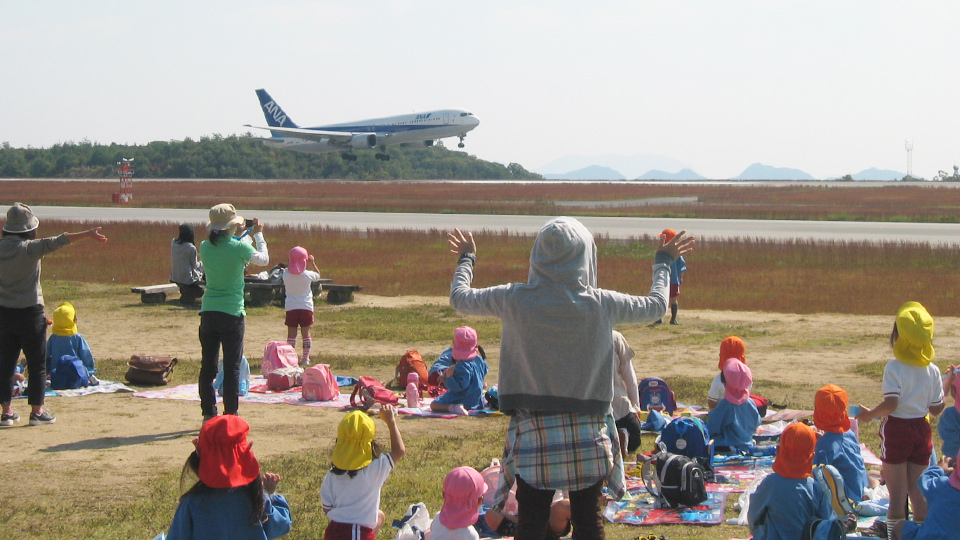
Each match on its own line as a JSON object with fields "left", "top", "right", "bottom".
{"left": 282, "top": 246, "right": 322, "bottom": 365}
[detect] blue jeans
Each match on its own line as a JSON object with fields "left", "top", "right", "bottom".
{"left": 0, "top": 305, "right": 47, "bottom": 406}
{"left": 198, "top": 311, "right": 244, "bottom": 417}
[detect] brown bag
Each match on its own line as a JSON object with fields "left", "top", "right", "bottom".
{"left": 125, "top": 354, "right": 178, "bottom": 385}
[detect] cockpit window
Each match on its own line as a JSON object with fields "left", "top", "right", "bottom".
{"left": 460, "top": 112, "right": 473, "bottom": 117}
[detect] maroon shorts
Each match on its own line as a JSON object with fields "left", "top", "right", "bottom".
{"left": 879, "top": 416, "right": 932, "bottom": 465}
{"left": 285, "top": 309, "right": 314, "bottom": 327}
{"left": 324, "top": 521, "right": 375, "bottom": 540}
{"left": 669, "top": 284, "right": 681, "bottom": 299}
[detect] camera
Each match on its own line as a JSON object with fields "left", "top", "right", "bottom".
{"left": 245, "top": 218, "right": 254, "bottom": 228}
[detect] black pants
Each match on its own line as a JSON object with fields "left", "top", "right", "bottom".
{"left": 198, "top": 311, "right": 244, "bottom": 417}
{"left": 0, "top": 305, "right": 47, "bottom": 406}
{"left": 515, "top": 476, "right": 605, "bottom": 540}
{"left": 616, "top": 412, "right": 644, "bottom": 453}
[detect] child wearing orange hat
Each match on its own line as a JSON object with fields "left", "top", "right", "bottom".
{"left": 321, "top": 406, "right": 405, "bottom": 540}
{"left": 651, "top": 228, "right": 687, "bottom": 326}
{"left": 856, "top": 301, "right": 945, "bottom": 536}
{"left": 166, "top": 415, "right": 292, "bottom": 539}
{"left": 708, "top": 336, "right": 751, "bottom": 410}
{"left": 748, "top": 422, "right": 838, "bottom": 540}
{"left": 706, "top": 358, "right": 761, "bottom": 453}
{"left": 813, "top": 384, "right": 869, "bottom": 505}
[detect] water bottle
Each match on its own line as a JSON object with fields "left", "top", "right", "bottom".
{"left": 407, "top": 372, "right": 420, "bottom": 388}
{"left": 406, "top": 382, "right": 421, "bottom": 408}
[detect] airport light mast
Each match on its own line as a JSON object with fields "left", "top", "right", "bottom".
{"left": 113, "top": 158, "right": 134, "bottom": 203}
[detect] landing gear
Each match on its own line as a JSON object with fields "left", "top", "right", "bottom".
{"left": 375, "top": 152, "right": 391, "bottom": 161}
{"left": 340, "top": 152, "right": 358, "bottom": 161}
{"left": 458, "top": 134, "right": 466, "bottom": 149}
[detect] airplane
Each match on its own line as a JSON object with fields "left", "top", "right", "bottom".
{"left": 245, "top": 89, "right": 480, "bottom": 161}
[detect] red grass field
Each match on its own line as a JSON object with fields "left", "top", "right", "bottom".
{"left": 36, "top": 219, "right": 960, "bottom": 316}
{"left": 6, "top": 180, "right": 960, "bottom": 221}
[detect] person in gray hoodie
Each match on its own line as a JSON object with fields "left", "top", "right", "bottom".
{"left": 448, "top": 217, "right": 694, "bottom": 540}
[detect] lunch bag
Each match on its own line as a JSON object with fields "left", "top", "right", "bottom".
{"left": 125, "top": 354, "right": 178, "bottom": 386}
{"left": 261, "top": 341, "right": 300, "bottom": 375}
{"left": 302, "top": 364, "right": 340, "bottom": 401}
{"left": 350, "top": 376, "right": 399, "bottom": 409}
{"left": 50, "top": 355, "right": 90, "bottom": 390}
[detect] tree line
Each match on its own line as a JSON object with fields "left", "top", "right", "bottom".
{"left": 0, "top": 135, "right": 542, "bottom": 180}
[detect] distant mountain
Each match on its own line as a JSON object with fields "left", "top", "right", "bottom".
{"left": 735, "top": 163, "right": 814, "bottom": 181}
{"left": 637, "top": 168, "right": 707, "bottom": 181}
{"left": 537, "top": 153, "right": 687, "bottom": 180}
{"left": 850, "top": 168, "right": 904, "bottom": 181}
{"left": 542, "top": 165, "right": 625, "bottom": 180}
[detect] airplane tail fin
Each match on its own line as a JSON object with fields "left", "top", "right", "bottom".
{"left": 255, "top": 89, "right": 300, "bottom": 133}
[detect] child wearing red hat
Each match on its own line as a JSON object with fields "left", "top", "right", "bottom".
{"left": 166, "top": 415, "right": 292, "bottom": 540}
{"left": 651, "top": 228, "right": 686, "bottom": 326}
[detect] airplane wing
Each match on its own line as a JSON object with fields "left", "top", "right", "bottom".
{"left": 244, "top": 124, "right": 387, "bottom": 144}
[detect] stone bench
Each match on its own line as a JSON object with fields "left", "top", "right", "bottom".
{"left": 130, "top": 284, "right": 180, "bottom": 304}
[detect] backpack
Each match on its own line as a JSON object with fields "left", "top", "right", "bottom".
{"left": 302, "top": 364, "right": 340, "bottom": 401}
{"left": 50, "top": 354, "right": 89, "bottom": 390}
{"left": 802, "top": 517, "right": 846, "bottom": 540}
{"left": 658, "top": 417, "right": 712, "bottom": 462}
{"left": 642, "top": 444, "right": 708, "bottom": 508}
{"left": 395, "top": 350, "right": 428, "bottom": 390}
{"left": 812, "top": 464, "right": 858, "bottom": 516}
{"left": 350, "top": 376, "right": 399, "bottom": 410}
{"left": 639, "top": 377, "right": 677, "bottom": 414}
{"left": 750, "top": 394, "right": 771, "bottom": 417}
{"left": 261, "top": 341, "right": 300, "bottom": 375}
{"left": 266, "top": 366, "right": 303, "bottom": 391}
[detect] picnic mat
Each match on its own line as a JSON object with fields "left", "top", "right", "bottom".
{"left": 15, "top": 379, "right": 134, "bottom": 398}
{"left": 134, "top": 376, "right": 355, "bottom": 408}
{"left": 603, "top": 479, "right": 727, "bottom": 526}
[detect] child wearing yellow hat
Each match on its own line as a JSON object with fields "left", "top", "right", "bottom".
{"left": 45, "top": 301, "right": 99, "bottom": 385}
{"left": 856, "top": 301, "right": 946, "bottom": 537}
{"left": 321, "top": 405, "right": 405, "bottom": 540}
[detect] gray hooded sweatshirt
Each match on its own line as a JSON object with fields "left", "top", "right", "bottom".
{"left": 450, "top": 217, "right": 672, "bottom": 416}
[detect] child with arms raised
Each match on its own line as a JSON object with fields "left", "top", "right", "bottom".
{"left": 282, "top": 246, "right": 322, "bottom": 365}
{"left": 166, "top": 415, "right": 292, "bottom": 540}
{"left": 706, "top": 358, "right": 761, "bottom": 453}
{"left": 321, "top": 406, "right": 405, "bottom": 540}
{"left": 856, "top": 301, "right": 945, "bottom": 536}
{"left": 430, "top": 326, "right": 488, "bottom": 416}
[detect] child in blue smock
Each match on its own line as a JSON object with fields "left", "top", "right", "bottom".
{"left": 749, "top": 422, "right": 837, "bottom": 540}
{"left": 938, "top": 366, "right": 960, "bottom": 465}
{"left": 46, "top": 301, "right": 99, "bottom": 385}
{"left": 430, "top": 326, "right": 488, "bottom": 416}
{"left": 706, "top": 358, "right": 761, "bottom": 453}
{"left": 813, "top": 384, "right": 869, "bottom": 505}
{"left": 893, "top": 448, "right": 960, "bottom": 540}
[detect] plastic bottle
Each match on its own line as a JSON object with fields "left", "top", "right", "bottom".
{"left": 406, "top": 382, "right": 421, "bottom": 408}
{"left": 407, "top": 372, "right": 419, "bottom": 388}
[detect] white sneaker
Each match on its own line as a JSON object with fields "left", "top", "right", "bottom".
{"left": 450, "top": 403, "right": 469, "bottom": 416}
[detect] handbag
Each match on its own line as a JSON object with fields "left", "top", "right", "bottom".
{"left": 125, "top": 354, "right": 178, "bottom": 385}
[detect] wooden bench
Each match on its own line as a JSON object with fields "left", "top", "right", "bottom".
{"left": 324, "top": 284, "right": 363, "bottom": 304}
{"left": 131, "top": 284, "right": 180, "bottom": 304}
{"left": 244, "top": 278, "right": 334, "bottom": 307}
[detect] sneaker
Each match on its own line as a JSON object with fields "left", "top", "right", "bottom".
{"left": 1, "top": 411, "right": 20, "bottom": 426}
{"left": 669, "top": 320, "right": 680, "bottom": 325}
{"left": 649, "top": 319, "right": 663, "bottom": 327}
{"left": 29, "top": 410, "right": 56, "bottom": 426}
{"left": 450, "top": 403, "right": 469, "bottom": 416}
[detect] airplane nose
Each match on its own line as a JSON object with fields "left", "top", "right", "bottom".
{"left": 469, "top": 116, "right": 480, "bottom": 127}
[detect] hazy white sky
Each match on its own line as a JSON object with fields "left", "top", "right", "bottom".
{"left": 1, "top": 1, "right": 957, "bottom": 179}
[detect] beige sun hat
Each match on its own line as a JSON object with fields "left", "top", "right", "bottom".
{"left": 206, "top": 203, "right": 245, "bottom": 232}
{"left": 3, "top": 202, "right": 40, "bottom": 233}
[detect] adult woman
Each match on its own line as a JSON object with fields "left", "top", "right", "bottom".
{"left": 170, "top": 223, "right": 204, "bottom": 305}
{"left": 198, "top": 204, "right": 268, "bottom": 422}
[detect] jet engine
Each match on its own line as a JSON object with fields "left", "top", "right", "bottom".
{"left": 422, "top": 140, "right": 435, "bottom": 147}
{"left": 350, "top": 134, "right": 377, "bottom": 149}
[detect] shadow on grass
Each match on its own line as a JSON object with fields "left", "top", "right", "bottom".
{"left": 40, "top": 429, "right": 197, "bottom": 453}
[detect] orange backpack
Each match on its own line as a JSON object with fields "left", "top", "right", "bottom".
{"left": 395, "top": 350, "right": 428, "bottom": 390}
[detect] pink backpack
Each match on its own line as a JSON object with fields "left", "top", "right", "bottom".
{"left": 350, "top": 376, "right": 399, "bottom": 409}
{"left": 302, "top": 364, "right": 340, "bottom": 401}
{"left": 262, "top": 341, "right": 300, "bottom": 375}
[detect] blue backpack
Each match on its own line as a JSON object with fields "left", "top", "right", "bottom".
{"left": 50, "top": 354, "right": 90, "bottom": 390}
{"left": 658, "top": 416, "right": 712, "bottom": 461}
{"left": 639, "top": 377, "right": 677, "bottom": 414}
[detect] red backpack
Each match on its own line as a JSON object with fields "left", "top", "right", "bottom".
{"left": 395, "top": 350, "right": 428, "bottom": 390}
{"left": 350, "top": 376, "right": 399, "bottom": 410}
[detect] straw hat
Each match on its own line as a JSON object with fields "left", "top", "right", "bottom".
{"left": 206, "top": 203, "right": 245, "bottom": 232}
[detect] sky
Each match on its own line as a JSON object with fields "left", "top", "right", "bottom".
{"left": 1, "top": 1, "right": 958, "bottom": 180}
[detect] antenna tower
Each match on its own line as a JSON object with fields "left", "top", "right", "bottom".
{"left": 905, "top": 139, "right": 914, "bottom": 179}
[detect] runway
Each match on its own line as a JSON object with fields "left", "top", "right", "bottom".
{"left": 30, "top": 205, "right": 960, "bottom": 244}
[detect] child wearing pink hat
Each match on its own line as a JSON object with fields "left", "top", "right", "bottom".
{"left": 430, "top": 326, "right": 488, "bottom": 416}
{"left": 282, "top": 246, "right": 322, "bottom": 365}
{"left": 166, "top": 415, "right": 291, "bottom": 539}
{"left": 429, "top": 467, "right": 488, "bottom": 540}
{"left": 706, "top": 358, "right": 761, "bottom": 453}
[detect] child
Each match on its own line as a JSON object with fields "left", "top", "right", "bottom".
{"left": 706, "top": 358, "right": 761, "bottom": 453}
{"left": 429, "top": 466, "right": 487, "bottom": 540}
{"left": 708, "top": 336, "right": 751, "bottom": 410}
{"left": 166, "top": 415, "right": 292, "bottom": 539}
{"left": 892, "top": 450, "right": 960, "bottom": 540}
{"left": 448, "top": 217, "right": 694, "bottom": 539}
{"left": 282, "top": 246, "right": 322, "bottom": 365}
{"left": 321, "top": 405, "right": 405, "bottom": 540}
{"left": 46, "top": 301, "right": 99, "bottom": 385}
{"left": 856, "top": 301, "right": 945, "bottom": 535}
{"left": 651, "top": 228, "right": 686, "bottom": 326}
{"left": 813, "top": 384, "right": 869, "bottom": 505}
{"left": 611, "top": 330, "right": 642, "bottom": 455}
{"left": 0, "top": 202, "right": 107, "bottom": 427}
{"left": 749, "top": 422, "right": 838, "bottom": 540}
{"left": 430, "top": 326, "right": 488, "bottom": 416}
{"left": 938, "top": 365, "right": 960, "bottom": 466}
